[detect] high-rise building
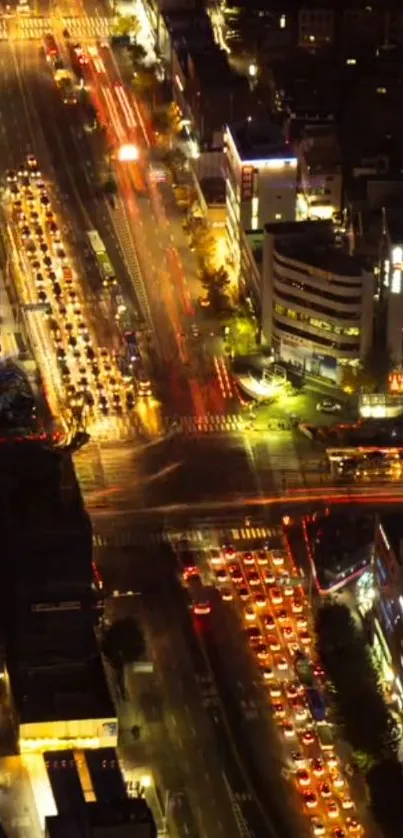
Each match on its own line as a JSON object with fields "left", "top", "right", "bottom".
{"left": 261, "top": 220, "right": 374, "bottom": 382}
{"left": 224, "top": 119, "right": 297, "bottom": 276}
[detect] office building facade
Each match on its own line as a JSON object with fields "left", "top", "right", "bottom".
{"left": 224, "top": 120, "right": 297, "bottom": 275}
{"left": 261, "top": 221, "right": 374, "bottom": 382}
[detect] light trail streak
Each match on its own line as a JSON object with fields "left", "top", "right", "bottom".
{"left": 89, "top": 487, "right": 403, "bottom": 518}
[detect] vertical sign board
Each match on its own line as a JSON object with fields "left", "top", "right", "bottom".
{"left": 241, "top": 165, "right": 254, "bottom": 201}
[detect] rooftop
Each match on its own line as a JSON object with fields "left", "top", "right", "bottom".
{"left": 265, "top": 220, "right": 369, "bottom": 276}
{"left": 12, "top": 607, "right": 99, "bottom": 668}
{"left": 227, "top": 120, "right": 293, "bottom": 162}
{"left": 46, "top": 799, "right": 157, "bottom": 838}
{"left": 12, "top": 653, "right": 115, "bottom": 725}
{"left": 187, "top": 46, "right": 238, "bottom": 86}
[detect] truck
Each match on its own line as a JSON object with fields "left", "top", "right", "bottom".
{"left": 294, "top": 650, "right": 315, "bottom": 687}
{"left": 306, "top": 686, "right": 326, "bottom": 722}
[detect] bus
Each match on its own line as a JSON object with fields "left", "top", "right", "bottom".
{"left": 306, "top": 686, "right": 326, "bottom": 722}
{"left": 87, "top": 230, "right": 116, "bottom": 287}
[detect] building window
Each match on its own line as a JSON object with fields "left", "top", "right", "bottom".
{"left": 279, "top": 14, "right": 286, "bottom": 28}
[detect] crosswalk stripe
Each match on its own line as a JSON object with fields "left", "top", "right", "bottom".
{"left": 167, "top": 414, "right": 244, "bottom": 434}
{"left": 92, "top": 525, "right": 277, "bottom": 550}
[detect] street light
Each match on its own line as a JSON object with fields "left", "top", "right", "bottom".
{"left": 118, "top": 143, "right": 139, "bottom": 162}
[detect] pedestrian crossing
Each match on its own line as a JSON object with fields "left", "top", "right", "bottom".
{"left": 92, "top": 524, "right": 277, "bottom": 550}
{"left": 168, "top": 414, "right": 245, "bottom": 434}
{"left": 2, "top": 15, "right": 112, "bottom": 41}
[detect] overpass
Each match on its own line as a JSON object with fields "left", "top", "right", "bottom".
{"left": 0, "top": 14, "right": 113, "bottom": 40}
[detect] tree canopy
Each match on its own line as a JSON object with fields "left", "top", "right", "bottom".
{"left": 200, "top": 266, "right": 231, "bottom": 314}
{"left": 102, "top": 617, "right": 146, "bottom": 670}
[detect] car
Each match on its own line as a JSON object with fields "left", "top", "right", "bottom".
{"left": 298, "top": 631, "right": 312, "bottom": 646}
{"left": 270, "top": 588, "right": 283, "bottom": 605}
{"left": 291, "top": 597, "right": 303, "bottom": 614}
{"left": 302, "top": 791, "right": 318, "bottom": 809}
{"left": 316, "top": 399, "right": 342, "bottom": 414}
{"left": 340, "top": 796, "right": 354, "bottom": 811}
{"left": 264, "top": 616, "right": 275, "bottom": 631}
{"left": 326, "top": 801, "right": 340, "bottom": 819}
{"left": 257, "top": 550, "right": 268, "bottom": 565}
{"left": 193, "top": 602, "right": 211, "bottom": 616}
{"left": 325, "top": 753, "right": 338, "bottom": 770}
{"left": 247, "top": 571, "right": 260, "bottom": 586}
{"left": 21, "top": 225, "right": 31, "bottom": 239}
{"left": 228, "top": 563, "right": 243, "bottom": 582}
{"left": 246, "top": 626, "right": 262, "bottom": 642}
{"left": 291, "top": 699, "right": 309, "bottom": 721}
{"left": 260, "top": 665, "right": 274, "bottom": 681}
{"left": 6, "top": 169, "right": 17, "bottom": 182}
{"left": 271, "top": 551, "right": 285, "bottom": 566}
{"left": 283, "top": 626, "right": 294, "bottom": 641}
{"left": 285, "top": 681, "right": 303, "bottom": 699}
{"left": 276, "top": 608, "right": 289, "bottom": 624}
{"left": 238, "top": 587, "right": 249, "bottom": 601}
{"left": 222, "top": 544, "right": 236, "bottom": 559}
{"left": 243, "top": 551, "right": 255, "bottom": 565}
{"left": 296, "top": 616, "right": 308, "bottom": 629}
{"left": 256, "top": 643, "right": 269, "bottom": 660}
{"left": 275, "top": 656, "right": 289, "bottom": 671}
{"left": 244, "top": 605, "right": 256, "bottom": 622}
{"left": 272, "top": 701, "right": 286, "bottom": 719}
{"left": 330, "top": 772, "right": 345, "bottom": 789}
{"left": 254, "top": 592, "right": 267, "bottom": 608}
{"left": 268, "top": 681, "right": 282, "bottom": 698}
{"left": 268, "top": 639, "right": 281, "bottom": 653}
{"left": 301, "top": 729, "right": 315, "bottom": 745}
{"left": 221, "top": 588, "right": 233, "bottom": 602}
{"left": 318, "top": 782, "right": 332, "bottom": 799}
{"left": 311, "top": 758, "right": 324, "bottom": 777}
{"left": 296, "top": 769, "right": 311, "bottom": 787}
{"left": 310, "top": 818, "right": 326, "bottom": 836}
{"left": 280, "top": 721, "right": 295, "bottom": 738}
{"left": 290, "top": 750, "right": 305, "bottom": 766}
{"left": 345, "top": 818, "right": 361, "bottom": 834}
{"left": 27, "top": 153, "right": 37, "bottom": 168}
{"left": 216, "top": 568, "right": 228, "bottom": 583}
{"left": 331, "top": 830, "right": 346, "bottom": 838}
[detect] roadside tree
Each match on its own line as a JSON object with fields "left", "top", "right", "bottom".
{"left": 102, "top": 617, "right": 146, "bottom": 671}
{"left": 200, "top": 266, "right": 231, "bottom": 314}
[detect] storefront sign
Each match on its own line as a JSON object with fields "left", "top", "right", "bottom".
{"left": 241, "top": 165, "right": 254, "bottom": 201}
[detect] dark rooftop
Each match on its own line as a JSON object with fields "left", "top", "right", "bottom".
{"left": 187, "top": 46, "right": 237, "bottom": 86}
{"left": 200, "top": 176, "right": 226, "bottom": 205}
{"left": 227, "top": 119, "right": 293, "bottom": 161}
{"left": 13, "top": 654, "right": 115, "bottom": 724}
{"left": 13, "top": 608, "right": 99, "bottom": 668}
{"left": 45, "top": 799, "right": 157, "bottom": 838}
{"left": 265, "top": 220, "right": 369, "bottom": 276}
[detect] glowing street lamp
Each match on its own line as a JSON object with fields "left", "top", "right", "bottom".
{"left": 118, "top": 143, "right": 139, "bottom": 162}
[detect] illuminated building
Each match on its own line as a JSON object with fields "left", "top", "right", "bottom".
{"left": 355, "top": 515, "right": 403, "bottom": 709}
{"left": 384, "top": 242, "right": 403, "bottom": 366}
{"left": 261, "top": 220, "right": 374, "bottom": 382}
{"left": 224, "top": 119, "right": 297, "bottom": 280}
{"left": 44, "top": 749, "right": 156, "bottom": 838}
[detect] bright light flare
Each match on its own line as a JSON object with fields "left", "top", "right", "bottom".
{"left": 118, "top": 143, "right": 139, "bottom": 162}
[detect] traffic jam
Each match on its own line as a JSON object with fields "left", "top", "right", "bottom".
{"left": 182, "top": 535, "right": 364, "bottom": 838}
{"left": 3, "top": 157, "right": 137, "bottom": 436}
